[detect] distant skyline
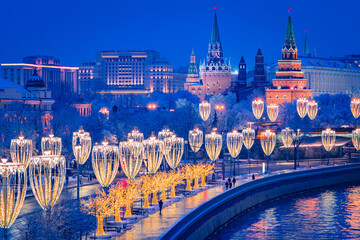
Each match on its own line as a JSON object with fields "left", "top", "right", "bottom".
{"left": 0, "top": 0, "right": 359, "bottom": 70}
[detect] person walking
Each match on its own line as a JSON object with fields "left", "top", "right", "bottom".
{"left": 229, "top": 182, "right": 232, "bottom": 189}
{"left": 232, "top": 178, "right": 236, "bottom": 187}
{"left": 158, "top": 200, "right": 163, "bottom": 215}
{"left": 252, "top": 174, "right": 255, "bottom": 180}
{"left": 225, "top": 181, "right": 229, "bottom": 190}
{"left": 228, "top": 178, "right": 231, "bottom": 184}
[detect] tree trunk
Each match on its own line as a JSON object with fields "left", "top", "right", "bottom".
{"left": 96, "top": 217, "right": 105, "bottom": 236}
{"left": 160, "top": 188, "right": 166, "bottom": 201}
{"left": 170, "top": 185, "right": 176, "bottom": 197}
{"left": 151, "top": 191, "right": 158, "bottom": 204}
{"left": 144, "top": 194, "right": 150, "bottom": 208}
{"left": 114, "top": 207, "right": 122, "bottom": 222}
{"left": 124, "top": 203, "right": 132, "bottom": 217}
{"left": 186, "top": 179, "right": 192, "bottom": 191}
{"left": 194, "top": 178, "right": 199, "bottom": 189}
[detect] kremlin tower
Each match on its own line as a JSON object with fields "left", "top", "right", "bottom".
{"left": 185, "top": 7, "right": 231, "bottom": 100}
{"left": 265, "top": 8, "right": 312, "bottom": 104}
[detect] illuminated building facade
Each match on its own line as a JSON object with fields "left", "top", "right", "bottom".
{"left": 265, "top": 10, "right": 312, "bottom": 104}
{"left": 78, "top": 61, "right": 100, "bottom": 94}
{"left": 1, "top": 56, "right": 78, "bottom": 98}
{"left": 186, "top": 8, "right": 232, "bottom": 100}
{"left": 145, "top": 58, "right": 174, "bottom": 93}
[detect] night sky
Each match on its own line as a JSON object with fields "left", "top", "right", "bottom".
{"left": 1, "top": 0, "right": 359, "bottom": 70}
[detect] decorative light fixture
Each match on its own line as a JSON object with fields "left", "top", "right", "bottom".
{"left": 164, "top": 135, "right": 184, "bottom": 169}
{"left": 296, "top": 98, "right": 308, "bottom": 119}
{"left": 189, "top": 128, "right": 203, "bottom": 153}
{"left": 252, "top": 99, "right": 264, "bottom": 120}
{"left": 143, "top": 135, "right": 164, "bottom": 174}
{"left": 352, "top": 128, "right": 360, "bottom": 151}
{"left": 243, "top": 126, "right": 255, "bottom": 176}
{"left": 98, "top": 107, "right": 110, "bottom": 120}
{"left": 92, "top": 139, "right": 120, "bottom": 187}
{"left": 119, "top": 139, "right": 143, "bottom": 179}
{"left": 307, "top": 100, "right": 318, "bottom": 120}
{"left": 267, "top": 103, "right": 279, "bottom": 122}
{"left": 227, "top": 130, "right": 243, "bottom": 158}
{"left": 41, "top": 131, "right": 62, "bottom": 156}
{"left": 321, "top": 128, "right": 336, "bottom": 165}
{"left": 281, "top": 128, "right": 294, "bottom": 162}
{"left": 260, "top": 130, "right": 276, "bottom": 171}
{"left": 199, "top": 101, "right": 211, "bottom": 121}
{"left": 128, "top": 128, "right": 144, "bottom": 142}
{"left": 10, "top": 132, "right": 32, "bottom": 168}
{"left": 351, "top": 98, "right": 360, "bottom": 119}
{"left": 158, "top": 127, "right": 174, "bottom": 140}
{"left": 0, "top": 157, "right": 27, "bottom": 235}
{"left": 29, "top": 151, "right": 66, "bottom": 211}
{"left": 205, "top": 130, "right": 222, "bottom": 161}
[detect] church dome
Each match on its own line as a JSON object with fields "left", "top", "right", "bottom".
{"left": 26, "top": 69, "right": 45, "bottom": 88}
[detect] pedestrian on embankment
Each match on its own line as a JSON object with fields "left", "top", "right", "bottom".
{"left": 159, "top": 200, "right": 163, "bottom": 215}
{"left": 232, "top": 178, "right": 236, "bottom": 187}
{"left": 225, "top": 181, "right": 229, "bottom": 190}
{"left": 252, "top": 174, "right": 255, "bottom": 180}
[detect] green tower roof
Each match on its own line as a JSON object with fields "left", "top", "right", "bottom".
{"left": 303, "top": 30, "right": 310, "bottom": 55}
{"left": 211, "top": 11, "right": 220, "bottom": 42}
{"left": 286, "top": 14, "right": 295, "bottom": 40}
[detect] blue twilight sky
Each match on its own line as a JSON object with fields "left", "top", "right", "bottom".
{"left": 0, "top": 0, "right": 359, "bottom": 70}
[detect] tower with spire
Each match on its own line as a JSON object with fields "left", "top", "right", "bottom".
{"left": 253, "top": 48, "right": 267, "bottom": 86}
{"left": 265, "top": 8, "right": 312, "bottom": 104}
{"left": 184, "top": 49, "right": 202, "bottom": 94}
{"left": 303, "top": 30, "right": 310, "bottom": 56}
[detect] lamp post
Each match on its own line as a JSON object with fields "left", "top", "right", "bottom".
{"left": 267, "top": 103, "right": 279, "bottom": 122}
{"left": 147, "top": 103, "right": 157, "bottom": 110}
{"left": 189, "top": 128, "right": 203, "bottom": 163}
{"left": 351, "top": 98, "right": 360, "bottom": 127}
{"left": 351, "top": 128, "right": 360, "bottom": 162}
{"left": 199, "top": 101, "right": 211, "bottom": 121}
{"left": 226, "top": 130, "right": 243, "bottom": 176}
{"left": 281, "top": 128, "right": 294, "bottom": 162}
{"left": 72, "top": 128, "right": 91, "bottom": 203}
{"left": 92, "top": 139, "right": 120, "bottom": 189}
{"left": 215, "top": 104, "right": 225, "bottom": 179}
{"left": 243, "top": 126, "right": 255, "bottom": 178}
{"left": 164, "top": 135, "right": 184, "bottom": 170}
{"left": 0, "top": 157, "right": 27, "bottom": 240}
{"left": 297, "top": 98, "right": 308, "bottom": 119}
{"left": 128, "top": 128, "right": 144, "bottom": 142}
{"left": 205, "top": 130, "right": 222, "bottom": 180}
{"left": 143, "top": 135, "right": 164, "bottom": 174}
{"left": 260, "top": 130, "right": 276, "bottom": 172}
{"left": 292, "top": 129, "right": 303, "bottom": 169}
{"left": 119, "top": 139, "right": 144, "bottom": 179}
{"left": 10, "top": 132, "right": 32, "bottom": 168}
{"left": 29, "top": 151, "right": 66, "bottom": 213}
{"left": 322, "top": 128, "right": 336, "bottom": 165}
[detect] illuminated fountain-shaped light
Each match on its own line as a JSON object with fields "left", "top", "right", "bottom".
{"left": 98, "top": 107, "right": 110, "bottom": 120}
{"left": 226, "top": 130, "right": 243, "bottom": 158}
{"left": 296, "top": 98, "right": 309, "bottom": 119}
{"left": 142, "top": 135, "right": 164, "bottom": 174}
{"left": 281, "top": 127, "right": 294, "bottom": 162}
{"left": 10, "top": 132, "right": 32, "bottom": 168}
{"left": 72, "top": 127, "right": 92, "bottom": 165}
{"left": 352, "top": 128, "right": 360, "bottom": 151}
{"left": 92, "top": 139, "right": 120, "bottom": 187}
{"left": 205, "top": 130, "right": 222, "bottom": 161}
{"left": 243, "top": 126, "right": 255, "bottom": 176}
{"left": 351, "top": 98, "right": 360, "bottom": 119}
{"left": 0, "top": 156, "right": 27, "bottom": 232}
{"left": 41, "top": 131, "right": 62, "bottom": 156}
{"left": 164, "top": 135, "right": 184, "bottom": 169}
{"left": 307, "top": 100, "right": 318, "bottom": 120}
{"left": 119, "top": 139, "right": 144, "bottom": 179}
{"left": 189, "top": 128, "right": 203, "bottom": 153}
{"left": 267, "top": 103, "right": 279, "bottom": 122}
{"left": 158, "top": 127, "right": 174, "bottom": 140}
{"left": 252, "top": 99, "right": 264, "bottom": 120}
{"left": 29, "top": 150, "right": 66, "bottom": 211}
{"left": 127, "top": 128, "right": 144, "bottom": 142}
{"left": 322, "top": 128, "right": 336, "bottom": 165}
{"left": 260, "top": 130, "right": 276, "bottom": 172}
{"left": 199, "top": 101, "right": 211, "bottom": 121}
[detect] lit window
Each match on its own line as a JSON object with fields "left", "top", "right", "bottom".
{"left": 276, "top": 95, "right": 279, "bottom": 98}
{"left": 284, "top": 95, "right": 287, "bottom": 98}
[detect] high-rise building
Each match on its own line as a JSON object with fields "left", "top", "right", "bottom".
{"left": 253, "top": 48, "right": 267, "bottom": 86}
{"left": 145, "top": 58, "right": 174, "bottom": 93}
{"left": 78, "top": 61, "right": 101, "bottom": 94}
{"left": 1, "top": 56, "right": 78, "bottom": 98}
{"left": 185, "top": 7, "right": 231, "bottom": 100}
{"left": 265, "top": 9, "right": 312, "bottom": 104}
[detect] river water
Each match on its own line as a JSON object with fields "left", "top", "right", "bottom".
{"left": 209, "top": 184, "right": 360, "bottom": 240}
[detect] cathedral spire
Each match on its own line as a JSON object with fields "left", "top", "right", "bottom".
{"left": 303, "top": 30, "right": 310, "bottom": 55}
{"left": 282, "top": 7, "right": 297, "bottom": 60}
{"left": 211, "top": 7, "right": 221, "bottom": 43}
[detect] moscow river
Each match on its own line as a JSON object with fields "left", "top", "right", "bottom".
{"left": 209, "top": 183, "right": 360, "bottom": 240}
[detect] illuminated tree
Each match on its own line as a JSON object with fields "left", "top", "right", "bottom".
{"left": 191, "top": 164, "right": 202, "bottom": 189}
{"left": 123, "top": 182, "right": 140, "bottom": 217}
{"left": 81, "top": 190, "right": 111, "bottom": 236}
{"left": 199, "top": 163, "right": 215, "bottom": 186}
{"left": 158, "top": 171, "right": 171, "bottom": 201}
{"left": 139, "top": 175, "right": 155, "bottom": 208}
{"left": 168, "top": 169, "right": 184, "bottom": 197}
{"left": 108, "top": 182, "right": 125, "bottom": 222}
{"left": 184, "top": 165, "right": 193, "bottom": 191}
{"left": 151, "top": 174, "right": 161, "bottom": 204}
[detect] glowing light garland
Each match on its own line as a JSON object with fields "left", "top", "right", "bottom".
{"left": 260, "top": 130, "right": 276, "bottom": 156}
{"left": 351, "top": 98, "right": 360, "bottom": 119}
{"left": 205, "top": 131, "right": 222, "bottom": 161}
{"left": 307, "top": 100, "right": 318, "bottom": 120}
{"left": 199, "top": 101, "right": 211, "bottom": 121}
{"left": 73, "top": 128, "right": 92, "bottom": 165}
{"left": 29, "top": 152, "right": 66, "bottom": 211}
{"left": 226, "top": 130, "right": 243, "bottom": 158}
{"left": 127, "top": 128, "right": 144, "bottom": 142}
{"left": 41, "top": 132, "right": 62, "bottom": 156}
{"left": 119, "top": 139, "right": 144, "bottom": 179}
{"left": 297, "top": 98, "right": 309, "bottom": 119}
{"left": 10, "top": 133, "right": 32, "bottom": 168}
{"left": 252, "top": 99, "right": 264, "bottom": 120}
{"left": 158, "top": 127, "right": 174, "bottom": 140}
{"left": 164, "top": 135, "right": 184, "bottom": 169}
{"left": 143, "top": 135, "right": 164, "bottom": 174}
{"left": 243, "top": 127, "right": 255, "bottom": 150}
{"left": 267, "top": 103, "right": 279, "bottom": 122}
{"left": 352, "top": 128, "right": 360, "bottom": 151}
{"left": 281, "top": 127, "right": 294, "bottom": 148}
{"left": 92, "top": 140, "right": 120, "bottom": 187}
{"left": 189, "top": 128, "right": 203, "bottom": 153}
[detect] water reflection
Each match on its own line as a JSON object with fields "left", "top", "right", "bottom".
{"left": 210, "top": 184, "right": 360, "bottom": 240}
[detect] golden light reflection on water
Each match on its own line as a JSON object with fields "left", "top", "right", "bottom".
{"left": 345, "top": 186, "right": 360, "bottom": 231}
